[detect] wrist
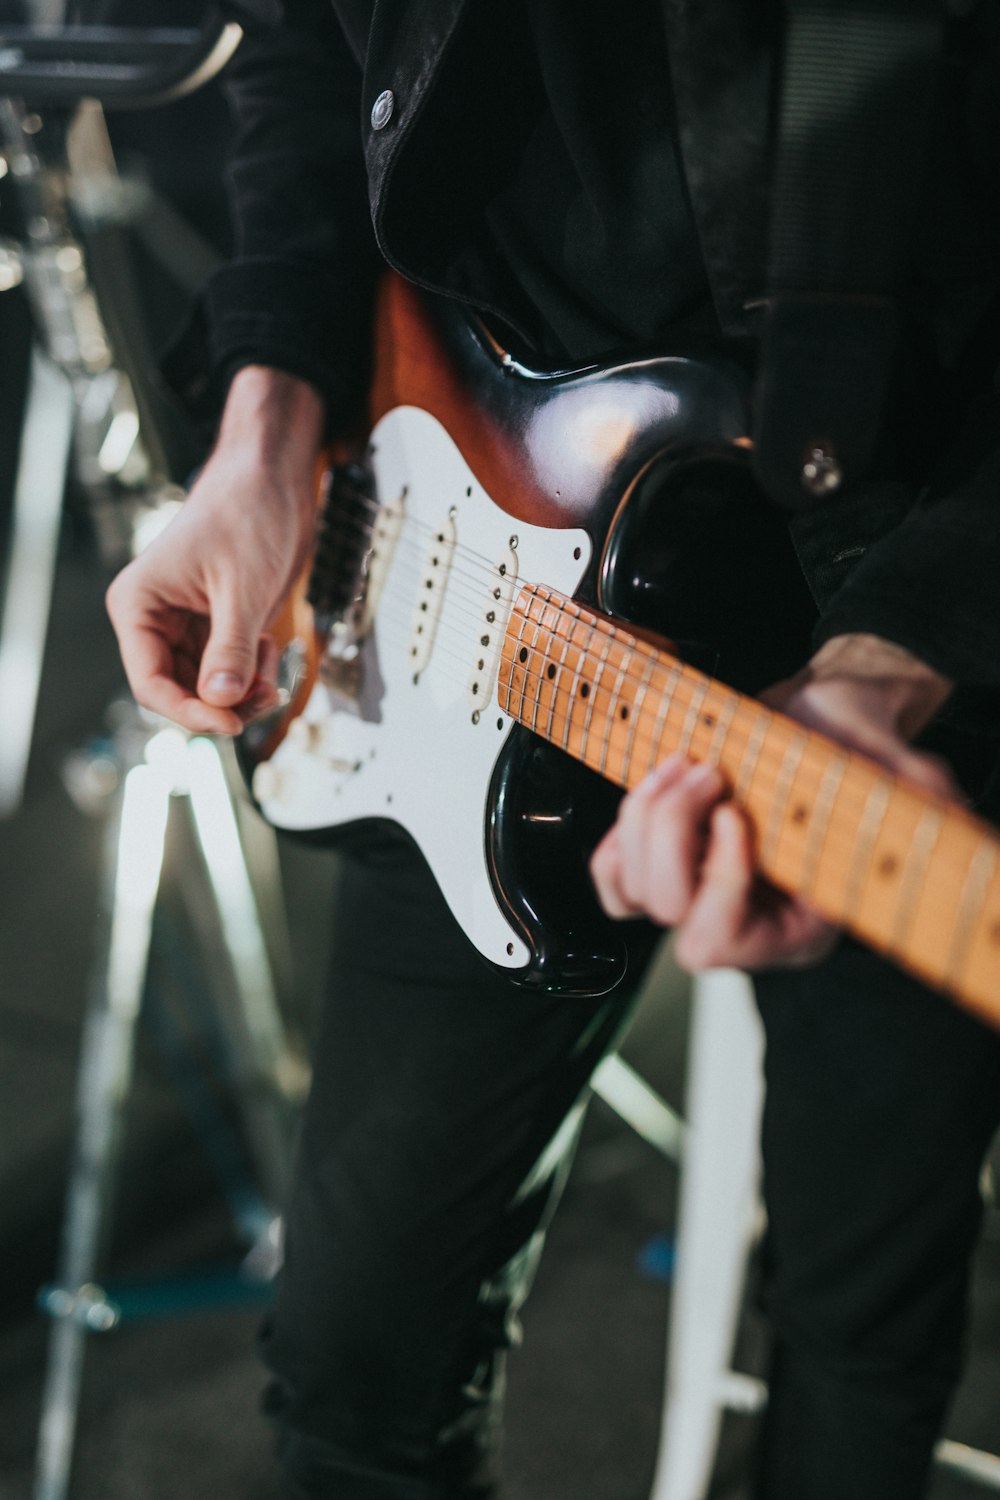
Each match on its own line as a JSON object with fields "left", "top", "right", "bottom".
{"left": 215, "top": 364, "right": 326, "bottom": 477}
{"left": 805, "top": 633, "right": 953, "bottom": 739}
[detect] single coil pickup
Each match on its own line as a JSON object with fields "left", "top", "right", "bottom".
{"left": 468, "top": 543, "right": 518, "bottom": 710}
{"left": 408, "top": 511, "right": 457, "bottom": 677}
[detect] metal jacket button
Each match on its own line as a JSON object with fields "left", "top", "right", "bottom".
{"left": 371, "top": 90, "right": 394, "bottom": 130}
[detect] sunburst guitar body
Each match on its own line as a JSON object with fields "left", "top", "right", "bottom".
{"left": 239, "top": 277, "right": 1000, "bottom": 1027}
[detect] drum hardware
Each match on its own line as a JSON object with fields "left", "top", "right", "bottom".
{"left": 34, "top": 704, "right": 309, "bottom": 1500}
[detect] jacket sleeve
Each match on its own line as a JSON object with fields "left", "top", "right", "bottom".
{"left": 164, "top": 0, "right": 382, "bottom": 429}
{"left": 807, "top": 419, "right": 1000, "bottom": 694}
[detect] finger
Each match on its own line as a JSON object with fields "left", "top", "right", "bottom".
{"left": 198, "top": 588, "right": 265, "bottom": 706}
{"left": 591, "top": 755, "right": 690, "bottom": 916}
{"left": 590, "top": 827, "right": 646, "bottom": 919}
{"left": 676, "top": 806, "right": 837, "bottom": 971}
{"left": 673, "top": 804, "right": 756, "bottom": 969}
{"left": 110, "top": 605, "right": 243, "bottom": 734}
{"left": 615, "top": 761, "right": 727, "bottom": 924}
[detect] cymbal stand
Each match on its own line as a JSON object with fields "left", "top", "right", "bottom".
{"left": 34, "top": 716, "right": 309, "bottom": 1500}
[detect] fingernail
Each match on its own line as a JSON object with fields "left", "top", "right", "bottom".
{"left": 206, "top": 671, "right": 243, "bottom": 695}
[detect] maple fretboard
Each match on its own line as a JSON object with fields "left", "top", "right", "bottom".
{"left": 498, "top": 583, "right": 1000, "bottom": 1028}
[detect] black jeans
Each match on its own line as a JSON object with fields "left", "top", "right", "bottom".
{"left": 260, "top": 832, "right": 1000, "bottom": 1500}
{"left": 259, "top": 832, "right": 639, "bottom": 1499}
{"left": 754, "top": 942, "right": 1000, "bottom": 1500}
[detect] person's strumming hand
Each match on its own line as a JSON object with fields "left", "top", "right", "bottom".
{"left": 589, "top": 633, "right": 957, "bottom": 972}
{"left": 106, "top": 366, "right": 325, "bottom": 736}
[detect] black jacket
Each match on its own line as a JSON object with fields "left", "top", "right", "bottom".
{"left": 178, "top": 0, "right": 1000, "bottom": 723}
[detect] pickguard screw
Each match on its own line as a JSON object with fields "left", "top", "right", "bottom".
{"left": 472, "top": 710, "right": 481, "bottom": 725}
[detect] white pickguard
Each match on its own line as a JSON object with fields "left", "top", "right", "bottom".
{"left": 255, "top": 405, "right": 591, "bottom": 971}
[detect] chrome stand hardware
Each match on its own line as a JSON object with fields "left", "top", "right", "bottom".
{"left": 33, "top": 718, "right": 307, "bottom": 1500}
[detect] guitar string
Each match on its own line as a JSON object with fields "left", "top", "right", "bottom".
{"left": 323, "top": 581, "right": 955, "bottom": 873}
{"left": 491, "top": 674, "right": 989, "bottom": 890}
{"left": 309, "top": 563, "right": 964, "bottom": 850}
{"left": 302, "top": 526, "right": 997, "bottom": 887}
{"left": 496, "top": 606, "right": 998, "bottom": 890}
{"left": 297, "top": 586, "right": 995, "bottom": 930}
{"left": 316, "top": 495, "right": 586, "bottom": 591}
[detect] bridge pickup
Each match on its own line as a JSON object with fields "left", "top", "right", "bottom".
{"left": 408, "top": 510, "right": 456, "bottom": 677}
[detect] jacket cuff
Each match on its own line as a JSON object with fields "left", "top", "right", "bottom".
{"left": 161, "top": 256, "right": 377, "bottom": 435}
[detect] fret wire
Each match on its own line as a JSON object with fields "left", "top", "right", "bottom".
{"left": 734, "top": 712, "right": 771, "bottom": 804}
{"left": 580, "top": 628, "right": 615, "bottom": 764}
{"left": 511, "top": 595, "right": 972, "bottom": 864}
{"left": 527, "top": 604, "right": 547, "bottom": 733}
{"left": 547, "top": 617, "right": 575, "bottom": 742}
{"left": 644, "top": 661, "right": 686, "bottom": 773}
{"left": 944, "top": 839, "right": 999, "bottom": 991}
{"left": 761, "top": 733, "right": 808, "bottom": 868}
{"left": 600, "top": 646, "right": 633, "bottom": 777}
{"left": 839, "top": 777, "right": 893, "bottom": 924}
{"left": 559, "top": 617, "right": 591, "bottom": 753}
{"left": 799, "top": 755, "right": 848, "bottom": 896}
{"left": 705, "top": 692, "right": 739, "bottom": 767}
{"left": 577, "top": 620, "right": 612, "bottom": 752}
{"left": 513, "top": 605, "right": 531, "bottom": 722}
{"left": 677, "top": 677, "right": 711, "bottom": 757}
{"left": 620, "top": 652, "right": 658, "bottom": 785}
{"left": 509, "top": 666, "right": 903, "bottom": 841}
{"left": 889, "top": 804, "right": 944, "bottom": 955}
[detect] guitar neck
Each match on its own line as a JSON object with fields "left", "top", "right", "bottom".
{"left": 498, "top": 582, "right": 1000, "bottom": 1028}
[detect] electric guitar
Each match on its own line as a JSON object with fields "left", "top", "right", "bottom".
{"left": 239, "top": 276, "right": 1000, "bottom": 1029}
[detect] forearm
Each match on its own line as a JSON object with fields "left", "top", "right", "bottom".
{"left": 787, "top": 633, "right": 954, "bottom": 740}
{"left": 212, "top": 364, "right": 326, "bottom": 488}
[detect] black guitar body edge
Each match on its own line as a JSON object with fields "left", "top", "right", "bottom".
{"left": 455, "top": 312, "right": 818, "bottom": 996}
{"left": 241, "top": 288, "right": 819, "bottom": 997}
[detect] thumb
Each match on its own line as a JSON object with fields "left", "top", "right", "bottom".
{"left": 197, "top": 593, "right": 261, "bottom": 706}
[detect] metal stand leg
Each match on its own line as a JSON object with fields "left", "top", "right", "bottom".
{"left": 0, "top": 344, "right": 74, "bottom": 817}
{"left": 650, "top": 969, "right": 766, "bottom": 1500}
{"left": 33, "top": 727, "right": 304, "bottom": 1500}
{"left": 650, "top": 970, "right": 1000, "bottom": 1499}
{"left": 34, "top": 762, "right": 170, "bottom": 1500}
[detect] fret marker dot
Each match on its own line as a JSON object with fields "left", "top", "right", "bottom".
{"left": 580, "top": 683, "right": 590, "bottom": 698}
{"left": 879, "top": 854, "right": 898, "bottom": 878}
{"left": 620, "top": 706, "right": 629, "bottom": 721}
{"left": 791, "top": 804, "right": 808, "bottom": 824}
{"left": 518, "top": 647, "right": 529, "bottom": 663}
{"left": 547, "top": 665, "right": 556, "bottom": 680}
{"left": 990, "top": 919, "right": 1000, "bottom": 945}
